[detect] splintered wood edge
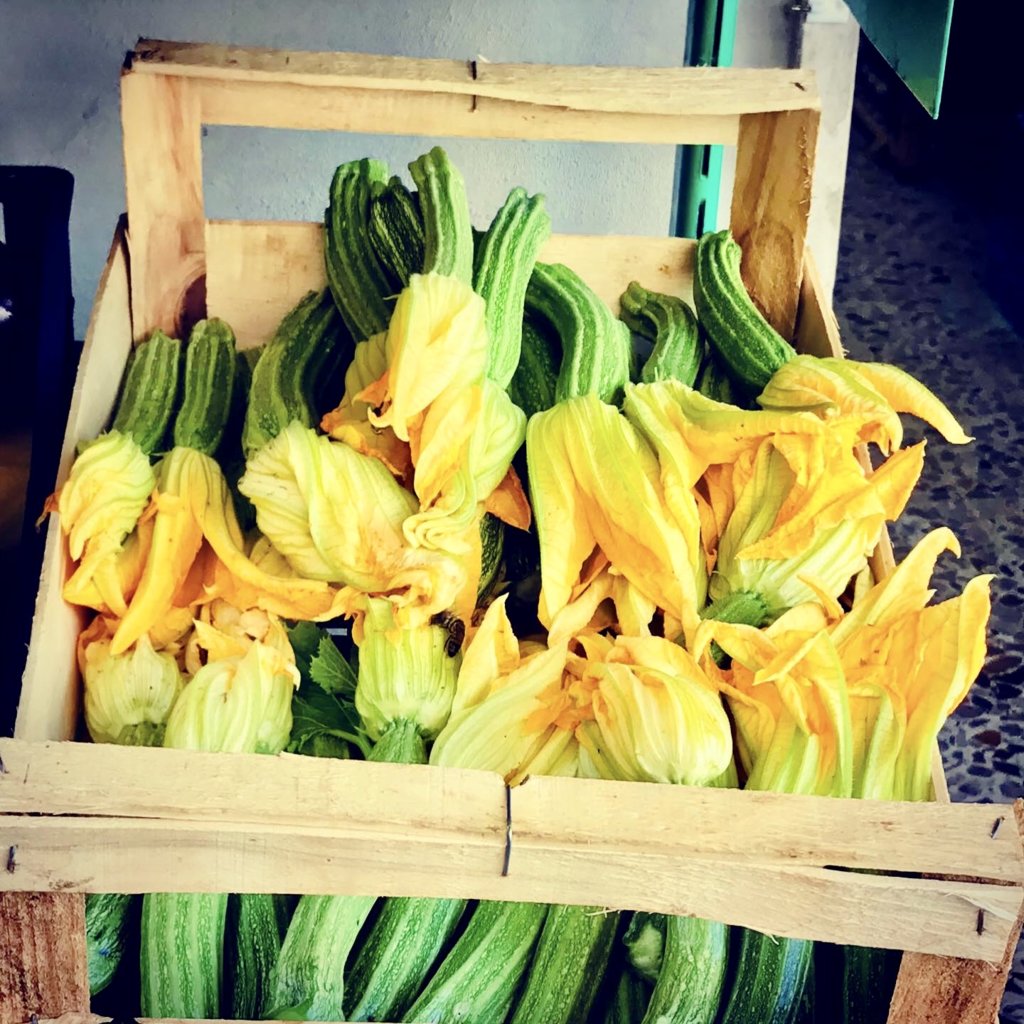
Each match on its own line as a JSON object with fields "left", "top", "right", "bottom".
{"left": 126, "top": 39, "right": 820, "bottom": 117}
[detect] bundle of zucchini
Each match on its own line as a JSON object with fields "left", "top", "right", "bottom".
{"left": 57, "top": 145, "right": 986, "bottom": 1024}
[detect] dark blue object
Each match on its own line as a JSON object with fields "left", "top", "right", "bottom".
{"left": 0, "top": 166, "right": 77, "bottom": 736}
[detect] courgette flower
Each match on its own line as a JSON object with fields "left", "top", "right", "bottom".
{"left": 238, "top": 421, "right": 465, "bottom": 626}
{"left": 696, "top": 609, "right": 853, "bottom": 797}
{"left": 830, "top": 528, "right": 992, "bottom": 801}
{"left": 707, "top": 433, "right": 925, "bottom": 622}
{"left": 526, "top": 394, "right": 703, "bottom": 643}
{"left": 356, "top": 597, "right": 461, "bottom": 742}
{"left": 570, "top": 634, "right": 734, "bottom": 786}
{"left": 163, "top": 638, "right": 298, "bottom": 754}
{"left": 758, "top": 355, "right": 971, "bottom": 453}
{"left": 79, "top": 624, "right": 183, "bottom": 746}
{"left": 58, "top": 431, "right": 155, "bottom": 616}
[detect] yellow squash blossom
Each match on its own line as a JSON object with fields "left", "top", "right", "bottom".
{"left": 696, "top": 607, "right": 853, "bottom": 797}
{"left": 238, "top": 422, "right": 464, "bottom": 627}
{"left": 163, "top": 638, "right": 298, "bottom": 755}
{"left": 758, "top": 355, "right": 971, "bottom": 453}
{"left": 79, "top": 621, "right": 183, "bottom": 747}
{"left": 527, "top": 394, "right": 703, "bottom": 643}
{"left": 57, "top": 431, "right": 156, "bottom": 616}
{"left": 830, "top": 528, "right": 992, "bottom": 801}
{"left": 356, "top": 597, "right": 461, "bottom": 742}
{"left": 708, "top": 433, "right": 925, "bottom": 620}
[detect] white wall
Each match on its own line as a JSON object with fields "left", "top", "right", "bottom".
{"left": 0, "top": 0, "right": 688, "bottom": 338}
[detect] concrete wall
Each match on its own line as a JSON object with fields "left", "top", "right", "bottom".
{"left": 1, "top": 0, "right": 859, "bottom": 338}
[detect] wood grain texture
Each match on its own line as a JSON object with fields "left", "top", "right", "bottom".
{"left": 121, "top": 72, "right": 205, "bottom": 340}
{"left": 0, "top": 892, "right": 88, "bottom": 1022}
{"left": 199, "top": 78, "right": 739, "bottom": 146}
{"left": 16, "top": 224, "right": 133, "bottom": 744}
{"left": 886, "top": 804, "right": 1024, "bottom": 1023}
{"left": 205, "top": 221, "right": 699, "bottom": 347}
{"left": 731, "top": 108, "right": 821, "bottom": 341}
{"left": 129, "top": 39, "right": 819, "bottom": 117}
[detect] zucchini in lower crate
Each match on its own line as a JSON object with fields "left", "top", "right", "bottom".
{"left": 86, "top": 892, "right": 135, "bottom": 996}
{"left": 641, "top": 916, "right": 728, "bottom": 1024}
{"left": 693, "top": 229, "right": 794, "bottom": 394}
{"left": 717, "top": 929, "right": 813, "bottom": 1024}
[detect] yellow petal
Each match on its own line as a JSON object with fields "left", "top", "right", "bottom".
{"left": 453, "top": 595, "right": 521, "bottom": 715}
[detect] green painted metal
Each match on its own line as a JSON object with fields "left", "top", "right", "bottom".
{"left": 846, "top": 0, "right": 955, "bottom": 117}
{"left": 671, "top": 0, "right": 738, "bottom": 238}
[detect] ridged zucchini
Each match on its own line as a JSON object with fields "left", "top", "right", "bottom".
{"left": 111, "top": 329, "right": 182, "bottom": 455}
{"left": 510, "top": 904, "right": 618, "bottom": 1024}
{"left": 478, "top": 511, "right": 505, "bottom": 601}
{"left": 242, "top": 289, "right": 349, "bottom": 457}
{"left": 527, "top": 262, "right": 632, "bottom": 406}
{"left": 172, "top": 318, "right": 237, "bottom": 455}
{"left": 86, "top": 892, "right": 134, "bottom": 996}
{"left": 267, "top": 893, "right": 377, "bottom": 1020}
{"left": 409, "top": 146, "right": 474, "bottom": 284}
{"left": 508, "top": 315, "right": 561, "bottom": 418}
{"left": 717, "top": 930, "right": 813, "bottom": 1024}
{"left": 694, "top": 350, "right": 738, "bottom": 406}
{"left": 842, "top": 946, "right": 900, "bottom": 1024}
{"left": 227, "top": 893, "right": 291, "bottom": 1020}
{"left": 140, "top": 892, "right": 228, "bottom": 1019}
{"left": 641, "top": 916, "right": 728, "bottom": 1024}
{"left": 619, "top": 281, "right": 703, "bottom": 387}
{"left": 601, "top": 966, "right": 653, "bottom": 1024}
{"left": 693, "top": 230, "right": 794, "bottom": 394}
{"left": 473, "top": 187, "right": 552, "bottom": 388}
{"left": 623, "top": 912, "right": 665, "bottom": 983}
{"left": 345, "top": 897, "right": 468, "bottom": 1022}
{"left": 325, "top": 158, "right": 393, "bottom": 339}
{"left": 369, "top": 175, "right": 426, "bottom": 290}
{"left": 403, "top": 900, "right": 549, "bottom": 1024}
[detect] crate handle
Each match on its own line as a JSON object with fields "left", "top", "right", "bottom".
{"left": 120, "top": 38, "right": 820, "bottom": 342}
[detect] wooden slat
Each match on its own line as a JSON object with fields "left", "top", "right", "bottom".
{"left": 731, "top": 108, "right": 821, "bottom": 341}
{"left": 199, "top": 78, "right": 739, "bottom": 146}
{"left": 1, "top": 741, "right": 1018, "bottom": 883}
{"left": 130, "top": 39, "right": 819, "bottom": 118}
{"left": 15, "top": 225, "right": 134, "bottom": 744}
{"left": 0, "top": 814, "right": 1019, "bottom": 961}
{"left": 887, "top": 804, "right": 1024, "bottom": 1023}
{"left": 121, "top": 72, "right": 205, "bottom": 339}
{"left": 205, "top": 221, "right": 698, "bottom": 348}
{"left": 0, "top": 892, "right": 88, "bottom": 1021}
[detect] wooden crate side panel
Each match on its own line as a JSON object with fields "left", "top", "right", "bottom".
{"left": 131, "top": 40, "right": 819, "bottom": 119}
{"left": 0, "top": 892, "right": 88, "bottom": 1022}
{"left": 16, "top": 227, "right": 133, "bottom": 743}
{"left": 205, "top": 222, "right": 697, "bottom": 347}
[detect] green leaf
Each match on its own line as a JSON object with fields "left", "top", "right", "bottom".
{"left": 309, "top": 634, "right": 358, "bottom": 697}
{"left": 287, "top": 683, "right": 372, "bottom": 759}
{"left": 286, "top": 621, "right": 322, "bottom": 679}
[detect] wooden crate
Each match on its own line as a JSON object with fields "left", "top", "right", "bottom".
{"left": 1, "top": 40, "right": 1021, "bottom": 1024}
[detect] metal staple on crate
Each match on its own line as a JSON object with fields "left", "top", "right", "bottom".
{"left": 502, "top": 783, "right": 513, "bottom": 877}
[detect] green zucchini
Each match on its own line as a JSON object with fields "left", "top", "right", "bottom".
{"left": 478, "top": 511, "right": 505, "bottom": 601}
{"left": 693, "top": 230, "right": 794, "bottom": 394}
{"left": 641, "top": 916, "right": 728, "bottom": 1024}
{"left": 601, "top": 965, "right": 653, "bottom": 1024}
{"left": 717, "top": 930, "right": 813, "bottom": 1024}
{"left": 403, "top": 900, "right": 549, "bottom": 1024}
{"left": 111, "top": 329, "right": 182, "bottom": 455}
{"left": 842, "top": 946, "right": 900, "bottom": 1024}
{"left": 527, "top": 262, "right": 632, "bottom": 406}
{"left": 409, "top": 146, "right": 474, "bottom": 284}
{"left": 369, "top": 175, "right": 426, "bottom": 290}
{"left": 346, "top": 897, "right": 468, "bottom": 1022}
{"left": 242, "top": 289, "right": 349, "bottom": 457}
{"left": 694, "top": 350, "right": 738, "bottom": 406}
{"left": 368, "top": 715, "right": 427, "bottom": 765}
{"left": 619, "top": 281, "right": 703, "bottom": 387}
{"left": 140, "top": 892, "right": 228, "bottom": 1019}
{"left": 267, "top": 893, "right": 377, "bottom": 1020}
{"left": 325, "top": 158, "right": 393, "bottom": 339}
{"left": 227, "top": 893, "right": 291, "bottom": 1020}
{"left": 508, "top": 315, "right": 561, "bottom": 418}
{"left": 473, "top": 187, "right": 552, "bottom": 388}
{"left": 86, "top": 892, "right": 134, "bottom": 996}
{"left": 172, "top": 318, "right": 237, "bottom": 455}
{"left": 510, "top": 904, "right": 619, "bottom": 1024}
